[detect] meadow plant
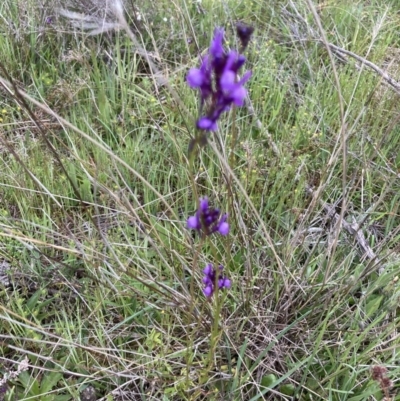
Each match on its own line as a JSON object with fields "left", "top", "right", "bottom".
{"left": 186, "top": 24, "right": 253, "bottom": 302}
{"left": 185, "top": 24, "right": 253, "bottom": 383}
{"left": 3, "top": 1, "right": 400, "bottom": 399}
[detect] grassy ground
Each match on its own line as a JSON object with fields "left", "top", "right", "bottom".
{"left": 1, "top": 0, "right": 400, "bottom": 400}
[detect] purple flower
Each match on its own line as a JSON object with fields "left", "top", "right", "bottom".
{"left": 187, "top": 197, "right": 229, "bottom": 236}
{"left": 202, "top": 264, "right": 231, "bottom": 298}
{"left": 187, "top": 27, "right": 253, "bottom": 131}
{"left": 236, "top": 22, "right": 255, "bottom": 49}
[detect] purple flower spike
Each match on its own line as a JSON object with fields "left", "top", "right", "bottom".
{"left": 187, "top": 26, "right": 253, "bottom": 132}
{"left": 187, "top": 197, "right": 229, "bottom": 236}
{"left": 236, "top": 22, "right": 255, "bottom": 49}
{"left": 202, "top": 264, "right": 231, "bottom": 298}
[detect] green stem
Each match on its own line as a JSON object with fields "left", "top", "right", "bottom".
{"left": 207, "top": 291, "right": 222, "bottom": 371}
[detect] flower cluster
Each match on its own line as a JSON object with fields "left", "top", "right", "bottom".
{"left": 187, "top": 27, "right": 252, "bottom": 131}
{"left": 371, "top": 366, "right": 393, "bottom": 398}
{"left": 187, "top": 198, "right": 231, "bottom": 298}
{"left": 236, "top": 22, "right": 255, "bottom": 49}
{"left": 202, "top": 264, "right": 231, "bottom": 298}
{"left": 187, "top": 197, "right": 229, "bottom": 236}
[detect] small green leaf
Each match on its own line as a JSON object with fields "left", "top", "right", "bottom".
{"left": 261, "top": 374, "right": 277, "bottom": 388}
{"left": 53, "top": 395, "right": 71, "bottom": 401}
{"left": 17, "top": 371, "right": 40, "bottom": 396}
{"left": 366, "top": 294, "right": 383, "bottom": 317}
{"left": 40, "top": 372, "right": 63, "bottom": 393}
{"left": 26, "top": 289, "right": 42, "bottom": 311}
{"left": 280, "top": 384, "right": 296, "bottom": 396}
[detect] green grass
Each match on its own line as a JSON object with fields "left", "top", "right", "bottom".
{"left": 1, "top": 0, "right": 400, "bottom": 400}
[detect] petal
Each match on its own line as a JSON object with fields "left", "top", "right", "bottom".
{"left": 197, "top": 117, "right": 218, "bottom": 131}
{"left": 239, "top": 70, "right": 252, "bottom": 85}
{"left": 203, "top": 263, "right": 213, "bottom": 276}
{"left": 219, "top": 213, "right": 228, "bottom": 223}
{"left": 220, "top": 70, "right": 236, "bottom": 91}
{"left": 200, "top": 54, "right": 212, "bottom": 82}
{"left": 210, "top": 28, "right": 224, "bottom": 58}
{"left": 231, "top": 86, "right": 247, "bottom": 106}
{"left": 199, "top": 197, "right": 209, "bottom": 212}
{"left": 223, "top": 51, "right": 238, "bottom": 72}
{"left": 218, "top": 221, "right": 230, "bottom": 235}
{"left": 187, "top": 68, "right": 204, "bottom": 87}
{"left": 203, "top": 285, "right": 213, "bottom": 297}
{"left": 187, "top": 215, "right": 200, "bottom": 230}
{"left": 223, "top": 278, "right": 231, "bottom": 288}
{"left": 233, "top": 55, "right": 246, "bottom": 72}
{"left": 197, "top": 117, "right": 212, "bottom": 129}
{"left": 199, "top": 55, "right": 210, "bottom": 73}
